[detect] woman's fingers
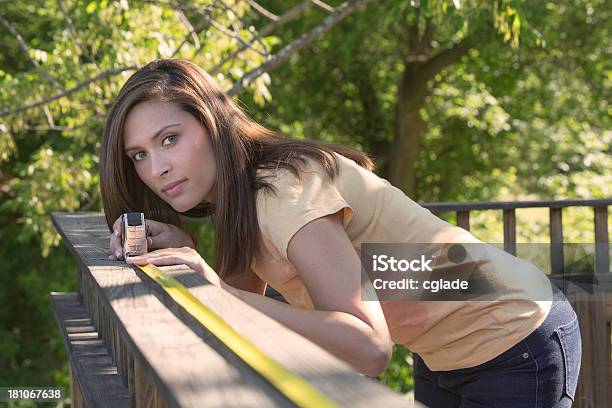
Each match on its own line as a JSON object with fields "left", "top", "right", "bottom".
{"left": 144, "top": 219, "right": 166, "bottom": 237}
{"left": 109, "top": 216, "right": 124, "bottom": 259}
{"left": 126, "top": 247, "right": 195, "bottom": 265}
{"left": 112, "top": 216, "right": 122, "bottom": 234}
{"left": 110, "top": 216, "right": 192, "bottom": 260}
{"left": 145, "top": 220, "right": 173, "bottom": 249}
{"left": 127, "top": 255, "right": 175, "bottom": 266}
{"left": 126, "top": 249, "right": 166, "bottom": 263}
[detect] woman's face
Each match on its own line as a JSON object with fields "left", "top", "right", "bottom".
{"left": 123, "top": 100, "right": 216, "bottom": 212}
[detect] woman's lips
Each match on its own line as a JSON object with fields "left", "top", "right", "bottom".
{"left": 163, "top": 179, "right": 187, "bottom": 197}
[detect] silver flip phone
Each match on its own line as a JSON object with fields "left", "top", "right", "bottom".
{"left": 121, "top": 212, "right": 148, "bottom": 258}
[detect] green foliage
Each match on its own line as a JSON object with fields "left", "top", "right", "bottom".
{"left": 0, "top": 0, "right": 609, "bottom": 399}
{"left": 377, "top": 345, "right": 414, "bottom": 394}
{"left": 0, "top": 0, "right": 276, "bottom": 396}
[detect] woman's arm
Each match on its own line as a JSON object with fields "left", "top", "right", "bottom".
{"left": 221, "top": 211, "right": 393, "bottom": 377}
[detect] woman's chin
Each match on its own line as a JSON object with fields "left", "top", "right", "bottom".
{"left": 169, "top": 200, "right": 194, "bottom": 213}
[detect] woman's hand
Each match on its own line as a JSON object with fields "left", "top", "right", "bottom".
{"left": 126, "top": 247, "right": 224, "bottom": 288}
{"left": 108, "top": 216, "right": 195, "bottom": 260}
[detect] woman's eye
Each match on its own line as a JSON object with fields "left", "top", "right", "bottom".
{"left": 130, "top": 135, "right": 176, "bottom": 162}
{"left": 133, "top": 151, "right": 146, "bottom": 161}
{"left": 162, "top": 134, "right": 177, "bottom": 146}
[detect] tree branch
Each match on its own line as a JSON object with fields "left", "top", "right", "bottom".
{"left": 0, "top": 66, "right": 137, "bottom": 117}
{"left": 0, "top": 14, "right": 64, "bottom": 90}
{"left": 198, "top": 4, "right": 269, "bottom": 58}
{"left": 418, "top": 41, "right": 470, "bottom": 82}
{"left": 245, "top": 0, "right": 279, "bottom": 21}
{"left": 310, "top": 0, "right": 335, "bottom": 13}
{"left": 260, "top": 1, "right": 314, "bottom": 37}
{"left": 170, "top": 1, "right": 217, "bottom": 58}
{"left": 56, "top": 0, "right": 97, "bottom": 66}
{"left": 227, "top": 0, "right": 372, "bottom": 96}
{"left": 1, "top": 0, "right": 367, "bottom": 117}
{"left": 417, "top": 20, "right": 498, "bottom": 82}
{"left": 175, "top": 6, "right": 201, "bottom": 52}
{"left": 210, "top": 0, "right": 314, "bottom": 74}
{"left": 216, "top": 0, "right": 270, "bottom": 56}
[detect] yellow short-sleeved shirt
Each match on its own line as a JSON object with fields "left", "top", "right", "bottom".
{"left": 253, "top": 152, "right": 552, "bottom": 371}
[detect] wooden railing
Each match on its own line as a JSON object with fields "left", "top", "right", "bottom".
{"left": 422, "top": 198, "right": 610, "bottom": 274}
{"left": 50, "top": 199, "right": 610, "bottom": 407}
{"left": 421, "top": 198, "right": 612, "bottom": 408}
{"left": 50, "top": 212, "right": 414, "bottom": 408}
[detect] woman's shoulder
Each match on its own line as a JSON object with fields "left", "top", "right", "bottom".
{"left": 255, "top": 152, "right": 387, "bottom": 204}
{"left": 255, "top": 152, "right": 335, "bottom": 185}
{"left": 253, "top": 151, "right": 357, "bottom": 259}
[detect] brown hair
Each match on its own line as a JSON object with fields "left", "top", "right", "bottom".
{"left": 100, "top": 59, "right": 373, "bottom": 279}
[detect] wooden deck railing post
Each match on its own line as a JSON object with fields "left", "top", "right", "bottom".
{"left": 456, "top": 211, "right": 470, "bottom": 231}
{"left": 594, "top": 206, "right": 609, "bottom": 274}
{"left": 549, "top": 207, "right": 564, "bottom": 275}
{"left": 502, "top": 209, "right": 516, "bottom": 256}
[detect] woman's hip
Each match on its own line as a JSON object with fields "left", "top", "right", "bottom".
{"left": 415, "top": 287, "right": 582, "bottom": 407}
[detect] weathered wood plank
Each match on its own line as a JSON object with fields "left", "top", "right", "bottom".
{"left": 589, "top": 293, "right": 609, "bottom": 407}
{"left": 456, "top": 210, "right": 470, "bottom": 231}
{"left": 594, "top": 206, "right": 609, "bottom": 274}
{"left": 134, "top": 358, "right": 165, "bottom": 408}
{"left": 51, "top": 292, "right": 131, "bottom": 408}
{"left": 421, "top": 198, "right": 612, "bottom": 212}
{"left": 550, "top": 208, "right": 564, "bottom": 275}
{"left": 570, "top": 291, "right": 610, "bottom": 408}
{"left": 154, "top": 265, "right": 413, "bottom": 407}
{"left": 52, "top": 212, "right": 413, "bottom": 407}
{"left": 551, "top": 276, "right": 612, "bottom": 407}
{"left": 503, "top": 209, "right": 516, "bottom": 256}
{"left": 69, "top": 361, "right": 83, "bottom": 408}
{"left": 52, "top": 213, "right": 290, "bottom": 407}
{"left": 608, "top": 322, "right": 612, "bottom": 408}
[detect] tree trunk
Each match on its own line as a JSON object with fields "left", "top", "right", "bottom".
{"left": 388, "top": 64, "right": 429, "bottom": 198}
{"left": 387, "top": 40, "right": 470, "bottom": 199}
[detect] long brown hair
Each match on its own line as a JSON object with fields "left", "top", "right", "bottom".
{"left": 100, "top": 59, "right": 373, "bottom": 279}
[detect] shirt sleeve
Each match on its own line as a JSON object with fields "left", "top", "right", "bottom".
{"left": 256, "top": 161, "right": 354, "bottom": 260}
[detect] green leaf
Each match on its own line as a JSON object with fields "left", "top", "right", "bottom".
{"left": 85, "top": 2, "right": 97, "bottom": 14}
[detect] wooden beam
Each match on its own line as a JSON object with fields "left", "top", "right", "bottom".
{"left": 51, "top": 212, "right": 412, "bottom": 407}
{"left": 421, "top": 198, "right": 612, "bottom": 212}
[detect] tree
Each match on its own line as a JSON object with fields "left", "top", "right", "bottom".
{"left": 0, "top": 0, "right": 372, "bottom": 390}
{"left": 243, "top": 0, "right": 609, "bottom": 202}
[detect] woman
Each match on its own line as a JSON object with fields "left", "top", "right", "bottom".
{"left": 101, "top": 59, "right": 580, "bottom": 407}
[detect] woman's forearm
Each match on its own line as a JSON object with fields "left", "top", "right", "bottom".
{"left": 222, "top": 284, "right": 392, "bottom": 377}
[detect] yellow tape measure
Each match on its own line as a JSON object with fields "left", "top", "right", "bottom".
{"left": 136, "top": 264, "right": 339, "bottom": 408}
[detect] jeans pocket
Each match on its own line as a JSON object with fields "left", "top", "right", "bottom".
{"left": 554, "top": 317, "right": 581, "bottom": 401}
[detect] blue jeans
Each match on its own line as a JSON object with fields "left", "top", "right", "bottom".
{"left": 415, "top": 288, "right": 581, "bottom": 407}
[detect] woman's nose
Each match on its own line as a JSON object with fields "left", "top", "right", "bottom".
{"left": 149, "top": 153, "right": 171, "bottom": 178}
